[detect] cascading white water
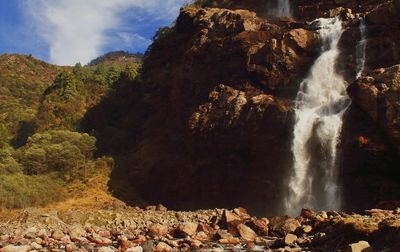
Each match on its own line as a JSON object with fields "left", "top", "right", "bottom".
{"left": 276, "top": 0, "right": 291, "bottom": 17}
{"left": 356, "top": 18, "right": 367, "bottom": 78}
{"left": 284, "top": 17, "right": 351, "bottom": 216}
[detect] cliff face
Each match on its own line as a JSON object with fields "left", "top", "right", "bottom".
{"left": 85, "top": 0, "right": 400, "bottom": 214}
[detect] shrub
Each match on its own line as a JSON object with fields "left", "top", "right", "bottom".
{"left": 0, "top": 173, "right": 65, "bottom": 209}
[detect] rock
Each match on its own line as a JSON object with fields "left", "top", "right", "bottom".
{"left": 233, "top": 207, "right": 251, "bottom": 220}
{"left": 146, "top": 205, "right": 157, "bottom": 211}
{"left": 218, "top": 237, "right": 240, "bottom": 244}
{"left": 69, "top": 225, "right": 86, "bottom": 241}
{"left": 97, "top": 247, "right": 114, "bottom": 252}
{"left": 177, "top": 222, "right": 198, "bottom": 237}
{"left": 155, "top": 242, "right": 172, "bottom": 252}
{"left": 51, "top": 230, "right": 64, "bottom": 240}
{"left": 193, "top": 231, "right": 210, "bottom": 241}
{"left": 236, "top": 224, "right": 257, "bottom": 242}
{"left": 197, "top": 223, "right": 214, "bottom": 234}
{"left": 301, "top": 208, "right": 316, "bottom": 219}
{"left": 269, "top": 216, "right": 301, "bottom": 235}
{"left": 23, "top": 227, "right": 37, "bottom": 239}
{"left": 132, "top": 235, "right": 147, "bottom": 244}
{"left": 284, "top": 234, "right": 297, "bottom": 245}
{"left": 346, "top": 241, "right": 373, "bottom": 252}
{"left": 0, "top": 246, "right": 30, "bottom": 252}
{"left": 148, "top": 224, "right": 169, "bottom": 237}
{"left": 156, "top": 204, "right": 167, "bottom": 211}
{"left": 302, "top": 225, "right": 313, "bottom": 233}
{"left": 30, "top": 242, "right": 42, "bottom": 250}
{"left": 91, "top": 233, "right": 113, "bottom": 245}
{"left": 125, "top": 246, "right": 143, "bottom": 252}
{"left": 248, "top": 218, "right": 269, "bottom": 235}
{"left": 215, "top": 230, "right": 233, "bottom": 239}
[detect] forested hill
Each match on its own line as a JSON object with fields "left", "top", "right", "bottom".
{"left": 0, "top": 52, "right": 140, "bottom": 209}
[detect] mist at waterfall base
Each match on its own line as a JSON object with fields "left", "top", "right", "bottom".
{"left": 276, "top": 0, "right": 291, "bottom": 17}
{"left": 284, "top": 18, "right": 352, "bottom": 216}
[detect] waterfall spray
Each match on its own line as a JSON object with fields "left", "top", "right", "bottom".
{"left": 276, "top": 0, "right": 291, "bottom": 17}
{"left": 356, "top": 18, "right": 367, "bottom": 78}
{"left": 284, "top": 17, "right": 351, "bottom": 216}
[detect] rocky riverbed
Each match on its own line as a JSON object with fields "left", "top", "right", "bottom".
{"left": 0, "top": 204, "right": 399, "bottom": 252}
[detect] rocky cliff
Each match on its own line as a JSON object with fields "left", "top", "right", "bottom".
{"left": 84, "top": 0, "right": 400, "bottom": 215}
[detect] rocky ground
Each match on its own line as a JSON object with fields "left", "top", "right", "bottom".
{"left": 0, "top": 203, "right": 399, "bottom": 252}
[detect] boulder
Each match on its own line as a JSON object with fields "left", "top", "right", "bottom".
{"left": 237, "top": 224, "right": 258, "bottom": 242}
{"left": 269, "top": 216, "right": 301, "bottom": 235}
{"left": 177, "top": 222, "right": 198, "bottom": 237}
{"left": 148, "top": 224, "right": 169, "bottom": 237}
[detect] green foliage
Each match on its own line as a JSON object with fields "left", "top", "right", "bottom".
{"left": 16, "top": 130, "right": 96, "bottom": 180}
{"left": 0, "top": 53, "right": 140, "bottom": 209}
{"left": 0, "top": 173, "right": 65, "bottom": 209}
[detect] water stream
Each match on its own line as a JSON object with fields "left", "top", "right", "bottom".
{"left": 356, "top": 18, "right": 367, "bottom": 78}
{"left": 284, "top": 18, "right": 351, "bottom": 216}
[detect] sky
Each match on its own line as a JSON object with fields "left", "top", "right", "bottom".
{"left": 0, "top": 0, "right": 185, "bottom": 65}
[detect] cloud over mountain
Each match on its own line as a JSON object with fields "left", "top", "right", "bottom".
{"left": 24, "top": 0, "right": 183, "bottom": 65}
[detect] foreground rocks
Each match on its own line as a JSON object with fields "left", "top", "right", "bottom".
{"left": 0, "top": 206, "right": 399, "bottom": 251}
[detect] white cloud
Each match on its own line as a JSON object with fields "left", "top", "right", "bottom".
{"left": 23, "top": 0, "right": 183, "bottom": 65}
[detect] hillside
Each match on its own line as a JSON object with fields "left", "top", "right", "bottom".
{"left": 0, "top": 53, "right": 140, "bottom": 209}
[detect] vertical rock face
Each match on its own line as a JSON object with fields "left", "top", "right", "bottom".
{"left": 85, "top": 0, "right": 400, "bottom": 214}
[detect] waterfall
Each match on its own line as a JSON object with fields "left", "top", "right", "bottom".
{"left": 276, "top": 0, "right": 291, "bottom": 17}
{"left": 356, "top": 18, "right": 367, "bottom": 78}
{"left": 284, "top": 18, "right": 351, "bottom": 216}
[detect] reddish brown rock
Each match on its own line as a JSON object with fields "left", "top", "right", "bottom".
{"left": 236, "top": 224, "right": 258, "bottom": 242}
{"left": 248, "top": 218, "right": 269, "bottom": 235}
{"left": 269, "top": 216, "right": 301, "bottom": 235}
{"left": 176, "top": 222, "right": 198, "bottom": 237}
{"left": 148, "top": 224, "right": 169, "bottom": 237}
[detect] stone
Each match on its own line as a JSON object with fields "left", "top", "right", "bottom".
{"left": 51, "top": 230, "right": 64, "bottom": 240}
{"left": 216, "top": 230, "right": 233, "bottom": 239}
{"left": 125, "top": 246, "right": 143, "bottom": 252}
{"left": 148, "top": 224, "right": 169, "bottom": 237}
{"left": 218, "top": 237, "right": 240, "bottom": 244}
{"left": 24, "top": 227, "right": 37, "bottom": 239}
{"left": 284, "top": 234, "right": 297, "bottom": 245}
{"left": 248, "top": 218, "right": 269, "bottom": 235}
{"left": 269, "top": 216, "right": 301, "bottom": 235}
{"left": 146, "top": 205, "right": 157, "bottom": 211}
{"left": 97, "top": 247, "right": 114, "bottom": 252}
{"left": 156, "top": 204, "right": 167, "bottom": 211}
{"left": 236, "top": 224, "right": 257, "bottom": 242}
{"left": 197, "top": 223, "right": 214, "bottom": 234}
{"left": 0, "top": 246, "right": 30, "bottom": 252}
{"left": 221, "top": 210, "right": 242, "bottom": 226}
{"left": 233, "top": 207, "right": 251, "bottom": 219}
{"left": 193, "top": 231, "right": 210, "bottom": 241}
{"left": 177, "top": 222, "right": 198, "bottom": 237}
{"left": 69, "top": 225, "right": 86, "bottom": 241}
{"left": 155, "top": 242, "right": 172, "bottom": 252}
{"left": 346, "top": 241, "right": 373, "bottom": 252}
{"left": 301, "top": 208, "right": 316, "bottom": 219}
{"left": 302, "top": 225, "right": 312, "bottom": 233}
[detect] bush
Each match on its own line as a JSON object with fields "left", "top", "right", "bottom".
{"left": 16, "top": 130, "right": 96, "bottom": 180}
{"left": 0, "top": 173, "right": 65, "bottom": 209}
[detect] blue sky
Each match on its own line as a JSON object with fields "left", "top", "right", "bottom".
{"left": 0, "top": 0, "right": 185, "bottom": 65}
